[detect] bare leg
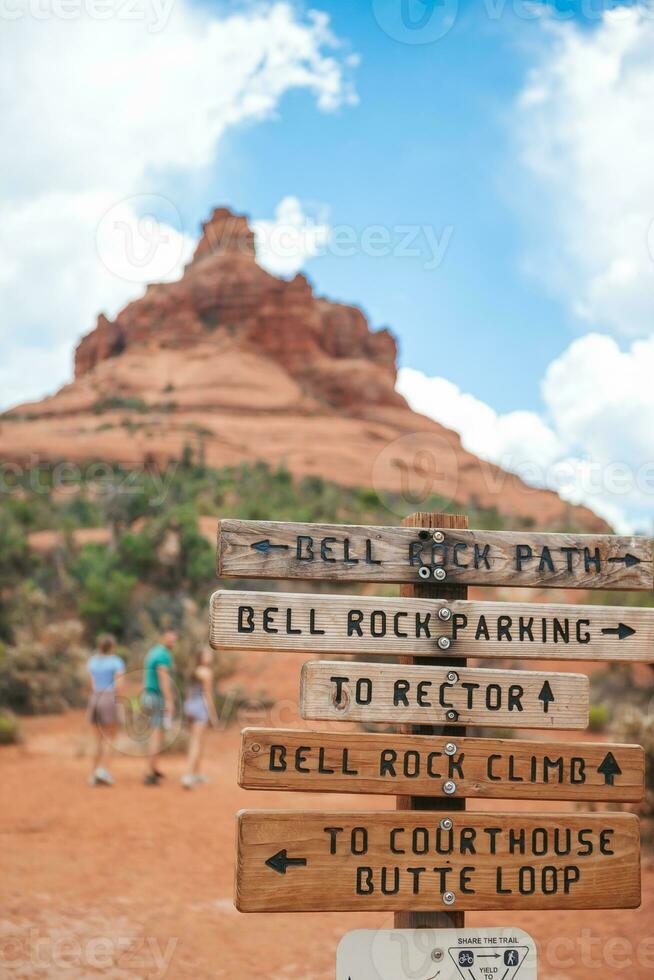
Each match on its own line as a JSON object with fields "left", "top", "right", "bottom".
{"left": 91, "top": 726, "right": 103, "bottom": 774}
{"left": 149, "top": 726, "right": 164, "bottom": 774}
{"left": 99, "top": 726, "right": 115, "bottom": 772}
{"left": 186, "top": 722, "right": 207, "bottom": 776}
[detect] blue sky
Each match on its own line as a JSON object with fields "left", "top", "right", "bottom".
{"left": 2, "top": 0, "right": 654, "bottom": 530}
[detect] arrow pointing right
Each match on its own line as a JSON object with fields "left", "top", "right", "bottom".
{"left": 598, "top": 751, "right": 623, "bottom": 786}
{"left": 538, "top": 680, "right": 555, "bottom": 714}
{"left": 601, "top": 623, "right": 636, "bottom": 640}
{"left": 608, "top": 553, "right": 642, "bottom": 567}
{"left": 265, "top": 849, "right": 307, "bottom": 875}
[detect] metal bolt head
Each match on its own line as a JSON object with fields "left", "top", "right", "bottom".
{"left": 446, "top": 669, "right": 459, "bottom": 683}
{"left": 433, "top": 567, "right": 447, "bottom": 581}
{"left": 444, "top": 742, "right": 457, "bottom": 756}
{"left": 250, "top": 743, "right": 261, "bottom": 754}
{"left": 439, "top": 817, "right": 453, "bottom": 831}
{"left": 432, "top": 531, "right": 445, "bottom": 543}
{"left": 438, "top": 606, "right": 452, "bottom": 621}
{"left": 439, "top": 637, "right": 453, "bottom": 652}
{"left": 446, "top": 709, "right": 459, "bottom": 722}
{"left": 431, "top": 949, "right": 444, "bottom": 963}
{"left": 442, "top": 891, "right": 456, "bottom": 906}
{"left": 418, "top": 565, "right": 431, "bottom": 580}
{"left": 443, "top": 779, "right": 457, "bottom": 796}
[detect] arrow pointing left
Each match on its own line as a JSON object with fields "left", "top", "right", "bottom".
{"left": 265, "top": 849, "right": 307, "bottom": 875}
{"left": 251, "top": 539, "right": 291, "bottom": 554}
{"left": 538, "top": 681, "right": 555, "bottom": 714}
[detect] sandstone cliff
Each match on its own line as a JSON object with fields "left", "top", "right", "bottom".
{"left": 1, "top": 207, "right": 607, "bottom": 531}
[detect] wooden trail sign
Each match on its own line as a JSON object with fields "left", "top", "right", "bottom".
{"left": 235, "top": 810, "right": 641, "bottom": 912}
{"left": 239, "top": 728, "right": 645, "bottom": 803}
{"left": 300, "top": 661, "right": 589, "bottom": 730}
{"left": 211, "top": 589, "right": 654, "bottom": 663}
{"left": 216, "top": 519, "right": 653, "bottom": 590}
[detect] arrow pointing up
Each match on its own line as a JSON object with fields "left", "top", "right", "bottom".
{"left": 608, "top": 553, "right": 642, "bottom": 567}
{"left": 598, "top": 751, "right": 622, "bottom": 786}
{"left": 538, "top": 680, "right": 555, "bottom": 713}
{"left": 265, "top": 849, "right": 307, "bottom": 875}
{"left": 251, "top": 539, "right": 290, "bottom": 554}
{"left": 601, "top": 623, "right": 636, "bottom": 640}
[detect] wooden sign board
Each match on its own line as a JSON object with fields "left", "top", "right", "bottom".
{"left": 239, "top": 728, "right": 645, "bottom": 802}
{"left": 336, "top": 928, "right": 538, "bottom": 980}
{"left": 212, "top": 590, "right": 654, "bottom": 663}
{"left": 235, "top": 810, "right": 641, "bottom": 912}
{"left": 217, "top": 520, "right": 653, "bottom": 590}
{"left": 300, "top": 661, "right": 589, "bottom": 730}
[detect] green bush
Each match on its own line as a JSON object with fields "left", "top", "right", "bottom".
{"left": 0, "top": 709, "right": 21, "bottom": 744}
{"left": 0, "top": 621, "right": 87, "bottom": 714}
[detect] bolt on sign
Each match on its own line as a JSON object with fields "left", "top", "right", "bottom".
{"left": 336, "top": 928, "right": 538, "bottom": 980}
{"left": 211, "top": 590, "right": 654, "bottom": 663}
{"left": 300, "top": 661, "right": 589, "bottom": 730}
{"left": 216, "top": 520, "right": 653, "bottom": 590}
{"left": 239, "top": 728, "right": 645, "bottom": 803}
{"left": 235, "top": 811, "right": 641, "bottom": 913}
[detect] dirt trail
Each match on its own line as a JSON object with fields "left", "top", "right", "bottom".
{"left": 1, "top": 711, "right": 652, "bottom": 979}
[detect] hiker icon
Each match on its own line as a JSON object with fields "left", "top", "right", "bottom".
{"left": 504, "top": 949, "right": 519, "bottom": 966}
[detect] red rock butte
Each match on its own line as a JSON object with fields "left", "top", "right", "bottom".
{"left": 2, "top": 207, "right": 606, "bottom": 531}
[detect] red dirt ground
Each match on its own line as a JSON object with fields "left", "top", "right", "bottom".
{"left": 1, "top": 709, "right": 653, "bottom": 979}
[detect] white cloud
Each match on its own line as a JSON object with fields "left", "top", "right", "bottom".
{"left": 0, "top": 3, "right": 356, "bottom": 410}
{"left": 398, "top": 332, "right": 654, "bottom": 533}
{"left": 516, "top": 8, "right": 654, "bottom": 337}
{"left": 252, "top": 196, "right": 331, "bottom": 277}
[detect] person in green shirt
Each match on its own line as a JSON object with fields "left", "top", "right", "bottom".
{"left": 142, "top": 629, "right": 178, "bottom": 785}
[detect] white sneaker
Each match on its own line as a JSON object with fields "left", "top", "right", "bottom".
{"left": 193, "top": 774, "right": 208, "bottom": 784}
{"left": 95, "top": 768, "right": 114, "bottom": 786}
{"left": 181, "top": 774, "right": 195, "bottom": 790}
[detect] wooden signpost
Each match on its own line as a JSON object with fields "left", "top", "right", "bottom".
{"left": 299, "top": 660, "right": 589, "bottom": 729}
{"left": 217, "top": 519, "right": 653, "bottom": 590}
{"left": 211, "top": 589, "right": 654, "bottom": 662}
{"left": 235, "top": 810, "right": 641, "bottom": 913}
{"left": 239, "top": 728, "right": 645, "bottom": 802}
{"left": 213, "top": 512, "right": 648, "bottom": 957}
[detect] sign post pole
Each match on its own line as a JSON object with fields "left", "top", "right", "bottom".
{"left": 395, "top": 510, "right": 468, "bottom": 930}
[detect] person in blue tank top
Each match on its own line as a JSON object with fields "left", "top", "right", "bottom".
{"left": 87, "top": 634, "right": 125, "bottom": 786}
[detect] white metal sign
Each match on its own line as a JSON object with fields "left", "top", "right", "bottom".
{"left": 336, "top": 928, "right": 537, "bottom": 980}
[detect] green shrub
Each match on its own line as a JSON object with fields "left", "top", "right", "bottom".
{"left": 0, "top": 621, "right": 87, "bottom": 714}
{"left": 0, "top": 709, "right": 21, "bottom": 744}
{"left": 588, "top": 703, "right": 611, "bottom": 733}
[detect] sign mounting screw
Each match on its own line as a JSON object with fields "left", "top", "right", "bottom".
{"left": 440, "top": 817, "right": 453, "bottom": 831}
{"left": 444, "top": 742, "right": 457, "bottom": 756}
{"left": 438, "top": 606, "right": 452, "bottom": 621}
{"left": 446, "top": 709, "right": 459, "bottom": 722}
{"left": 442, "top": 891, "right": 456, "bottom": 906}
{"left": 433, "top": 567, "right": 447, "bottom": 581}
{"left": 432, "top": 531, "right": 445, "bottom": 543}
{"left": 446, "top": 670, "right": 459, "bottom": 683}
{"left": 418, "top": 566, "right": 431, "bottom": 580}
{"left": 439, "top": 637, "right": 453, "bottom": 651}
{"left": 431, "top": 949, "right": 444, "bottom": 963}
{"left": 443, "top": 780, "right": 457, "bottom": 795}
{"left": 250, "top": 743, "right": 261, "bottom": 754}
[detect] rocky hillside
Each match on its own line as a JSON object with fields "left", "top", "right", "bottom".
{"left": 1, "top": 207, "right": 606, "bottom": 531}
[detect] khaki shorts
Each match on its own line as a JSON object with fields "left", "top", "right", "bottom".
{"left": 88, "top": 690, "right": 119, "bottom": 728}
